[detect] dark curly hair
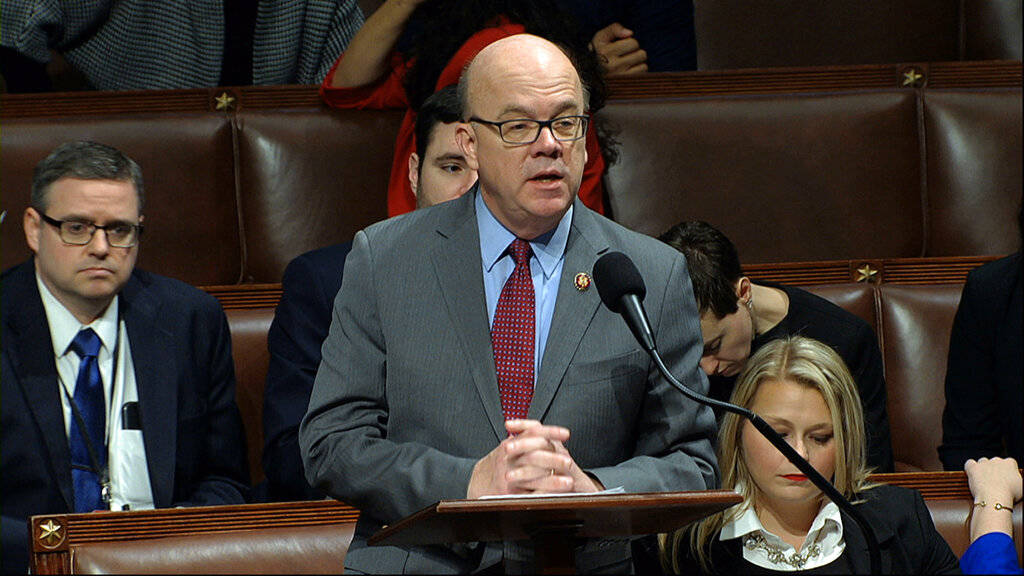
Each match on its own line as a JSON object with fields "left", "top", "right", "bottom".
{"left": 658, "top": 221, "right": 744, "bottom": 319}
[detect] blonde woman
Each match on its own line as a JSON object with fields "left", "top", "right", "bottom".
{"left": 661, "top": 336, "right": 958, "bottom": 574}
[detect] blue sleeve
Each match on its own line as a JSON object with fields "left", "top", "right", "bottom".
{"left": 961, "top": 532, "right": 1023, "bottom": 575}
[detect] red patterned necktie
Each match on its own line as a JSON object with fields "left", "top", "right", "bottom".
{"left": 492, "top": 238, "right": 535, "bottom": 421}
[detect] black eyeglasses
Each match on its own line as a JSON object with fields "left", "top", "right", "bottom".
{"left": 39, "top": 212, "right": 143, "bottom": 248}
{"left": 469, "top": 115, "right": 589, "bottom": 145}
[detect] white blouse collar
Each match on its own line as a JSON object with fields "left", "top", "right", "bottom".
{"left": 720, "top": 482, "right": 845, "bottom": 571}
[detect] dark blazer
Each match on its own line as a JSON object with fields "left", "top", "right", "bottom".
{"left": 262, "top": 241, "right": 352, "bottom": 502}
{"left": 940, "top": 251, "right": 1023, "bottom": 469}
{"left": 673, "top": 484, "right": 960, "bottom": 574}
{"left": 300, "top": 191, "right": 719, "bottom": 573}
{"left": 1, "top": 260, "right": 249, "bottom": 573}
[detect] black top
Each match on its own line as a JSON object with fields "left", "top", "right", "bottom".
{"left": 671, "top": 485, "right": 960, "bottom": 575}
{"left": 709, "top": 283, "right": 894, "bottom": 472}
{"left": 939, "top": 252, "right": 1023, "bottom": 470}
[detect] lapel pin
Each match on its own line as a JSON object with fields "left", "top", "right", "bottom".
{"left": 574, "top": 272, "right": 591, "bottom": 292}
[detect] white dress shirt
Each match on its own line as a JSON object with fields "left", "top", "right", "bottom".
{"left": 38, "top": 272, "right": 155, "bottom": 510}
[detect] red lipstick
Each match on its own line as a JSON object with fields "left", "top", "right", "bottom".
{"left": 781, "top": 474, "right": 808, "bottom": 482}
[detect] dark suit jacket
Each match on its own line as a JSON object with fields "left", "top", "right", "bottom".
{"left": 262, "top": 242, "right": 352, "bottom": 502}
{"left": 300, "top": 191, "right": 719, "bottom": 573}
{"left": 1, "top": 260, "right": 249, "bottom": 573}
{"left": 673, "top": 484, "right": 959, "bottom": 574}
{"left": 940, "top": 251, "right": 1023, "bottom": 469}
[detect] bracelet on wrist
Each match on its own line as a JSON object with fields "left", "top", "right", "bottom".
{"left": 973, "top": 500, "right": 1014, "bottom": 512}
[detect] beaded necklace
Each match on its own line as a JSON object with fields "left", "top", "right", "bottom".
{"left": 743, "top": 529, "right": 824, "bottom": 570}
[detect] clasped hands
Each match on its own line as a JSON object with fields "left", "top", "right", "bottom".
{"left": 467, "top": 419, "right": 603, "bottom": 499}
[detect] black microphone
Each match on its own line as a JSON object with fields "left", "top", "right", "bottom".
{"left": 592, "top": 251, "right": 881, "bottom": 576}
{"left": 593, "top": 252, "right": 655, "bottom": 353}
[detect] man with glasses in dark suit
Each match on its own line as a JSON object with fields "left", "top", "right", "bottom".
{"left": 1, "top": 140, "right": 249, "bottom": 573}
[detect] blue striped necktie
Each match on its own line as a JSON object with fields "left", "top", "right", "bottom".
{"left": 68, "top": 328, "right": 107, "bottom": 512}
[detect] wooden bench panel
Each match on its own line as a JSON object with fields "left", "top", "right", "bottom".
{"left": 29, "top": 500, "right": 359, "bottom": 575}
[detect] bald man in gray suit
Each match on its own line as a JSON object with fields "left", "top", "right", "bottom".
{"left": 300, "top": 34, "right": 717, "bottom": 574}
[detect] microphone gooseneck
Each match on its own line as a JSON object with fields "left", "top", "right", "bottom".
{"left": 592, "top": 251, "right": 881, "bottom": 576}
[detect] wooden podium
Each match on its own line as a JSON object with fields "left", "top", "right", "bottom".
{"left": 369, "top": 490, "right": 741, "bottom": 574}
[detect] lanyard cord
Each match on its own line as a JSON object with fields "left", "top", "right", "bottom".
{"left": 61, "top": 318, "right": 122, "bottom": 503}
{"left": 63, "top": 382, "right": 111, "bottom": 500}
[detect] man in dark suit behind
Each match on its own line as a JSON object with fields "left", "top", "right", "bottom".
{"left": 1, "top": 141, "right": 249, "bottom": 573}
{"left": 262, "top": 85, "right": 478, "bottom": 502}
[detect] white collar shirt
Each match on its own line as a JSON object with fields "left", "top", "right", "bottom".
{"left": 37, "top": 270, "right": 155, "bottom": 510}
{"left": 720, "top": 483, "right": 845, "bottom": 571}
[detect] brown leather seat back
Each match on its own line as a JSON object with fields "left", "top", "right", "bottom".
{"left": 0, "top": 115, "right": 242, "bottom": 285}
{"left": 226, "top": 308, "right": 275, "bottom": 485}
{"left": 235, "top": 109, "right": 398, "bottom": 283}
{"left": 878, "top": 284, "right": 963, "bottom": 471}
{"left": 926, "top": 499, "right": 972, "bottom": 558}
{"left": 69, "top": 523, "right": 353, "bottom": 574}
{"left": 600, "top": 91, "right": 922, "bottom": 263}
{"left": 924, "top": 89, "right": 1023, "bottom": 257}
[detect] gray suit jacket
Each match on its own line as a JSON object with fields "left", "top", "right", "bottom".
{"left": 300, "top": 191, "right": 718, "bottom": 573}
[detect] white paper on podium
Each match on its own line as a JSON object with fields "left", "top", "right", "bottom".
{"left": 478, "top": 486, "right": 625, "bottom": 500}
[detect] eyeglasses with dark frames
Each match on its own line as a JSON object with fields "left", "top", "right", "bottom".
{"left": 469, "top": 115, "right": 589, "bottom": 145}
{"left": 39, "top": 212, "right": 143, "bottom": 248}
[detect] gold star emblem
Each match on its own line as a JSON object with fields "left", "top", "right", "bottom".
{"left": 214, "top": 92, "right": 236, "bottom": 111}
{"left": 856, "top": 264, "right": 878, "bottom": 283}
{"left": 38, "top": 519, "right": 64, "bottom": 548}
{"left": 902, "top": 69, "right": 923, "bottom": 87}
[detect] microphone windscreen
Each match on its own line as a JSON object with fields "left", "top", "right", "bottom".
{"left": 593, "top": 252, "right": 647, "bottom": 313}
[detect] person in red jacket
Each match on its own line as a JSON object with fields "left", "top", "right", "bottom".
{"left": 320, "top": 0, "right": 609, "bottom": 217}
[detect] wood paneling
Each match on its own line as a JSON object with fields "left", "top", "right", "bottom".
{"left": 4, "top": 61, "right": 1020, "bottom": 119}
{"left": 200, "top": 256, "right": 999, "bottom": 310}
{"left": 30, "top": 499, "right": 358, "bottom": 574}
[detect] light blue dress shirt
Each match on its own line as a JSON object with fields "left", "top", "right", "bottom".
{"left": 476, "top": 190, "right": 572, "bottom": 382}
